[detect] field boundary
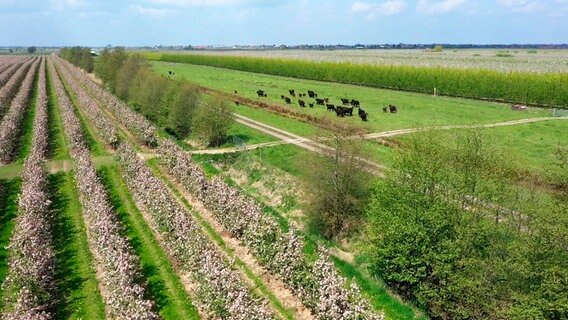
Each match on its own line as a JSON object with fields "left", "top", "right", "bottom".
{"left": 148, "top": 53, "right": 568, "bottom": 109}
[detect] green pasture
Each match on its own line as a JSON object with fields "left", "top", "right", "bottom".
{"left": 148, "top": 53, "right": 568, "bottom": 107}
{"left": 417, "top": 120, "right": 568, "bottom": 176}
{"left": 150, "top": 61, "right": 551, "bottom": 134}
{"left": 215, "top": 121, "right": 277, "bottom": 148}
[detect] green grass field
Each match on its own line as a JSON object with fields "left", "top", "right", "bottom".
{"left": 0, "top": 179, "right": 21, "bottom": 299}
{"left": 150, "top": 61, "right": 551, "bottom": 133}
{"left": 14, "top": 72, "right": 38, "bottom": 163}
{"left": 49, "top": 172, "right": 105, "bottom": 320}
{"left": 148, "top": 60, "right": 567, "bottom": 178}
{"left": 47, "top": 65, "right": 70, "bottom": 160}
{"left": 216, "top": 121, "right": 277, "bottom": 148}
{"left": 425, "top": 120, "right": 568, "bottom": 176}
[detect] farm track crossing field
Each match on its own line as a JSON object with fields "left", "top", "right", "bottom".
{"left": 150, "top": 61, "right": 551, "bottom": 132}
{"left": 149, "top": 61, "right": 566, "bottom": 177}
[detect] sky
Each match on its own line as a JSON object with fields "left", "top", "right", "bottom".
{"left": 0, "top": 0, "right": 567, "bottom": 46}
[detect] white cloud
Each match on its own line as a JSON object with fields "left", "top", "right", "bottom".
{"left": 416, "top": 0, "right": 466, "bottom": 14}
{"left": 351, "top": 0, "right": 406, "bottom": 19}
{"left": 130, "top": 5, "right": 177, "bottom": 17}
{"left": 496, "top": 0, "right": 545, "bottom": 13}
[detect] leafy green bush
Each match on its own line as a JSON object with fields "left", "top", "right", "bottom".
{"left": 365, "top": 130, "right": 568, "bottom": 319}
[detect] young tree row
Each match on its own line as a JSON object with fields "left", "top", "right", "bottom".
{"left": 93, "top": 48, "right": 233, "bottom": 146}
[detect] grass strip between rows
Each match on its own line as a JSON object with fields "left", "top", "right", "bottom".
{"left": 14, "top": 69, "right": 39, "bottom": 162}
{"left": 97, "top": 165, "right": 200, "bottom": 320}
{"left": 48, "top": 172, "right": 106, "bottom": 320}
{"left": 46, "top": 64, "right": 70, "bottom": 160}
{"left": 0, "top": 178, "right": 21, "bottom": 300}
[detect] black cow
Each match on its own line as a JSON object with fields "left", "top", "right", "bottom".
{"left": 307, "top": 90, "right": 316, "bottom": 98}
{"left": 316, "top": 98, "right": 325, "bottom": 105}
{"left": 360, "top": 111, "right": 368, "bottom": 121}
{"left": 324, "top": 98, "right": 329, "bottom": 103}
{"left": 281, "top": 95, "right": 286, "bottom": 99}
{"left": 335, "top": 106, "right": 353, "bottom": 117}
{"left": 326, "top": 104, "right": 336, "bottom": 111}
{"left": 389, "top": 104, "right": 397, "bottom": 113}
{"left": 350, "top": 99, "right": 360, "bottom": 107}
{"left": 234, "top": 90, "right": 238, "bottom": 94}
{"left": 382, "top": 107, "right": 388, "bottom": 113}
{"left": 285, "top": 97, "right": 291, "bottom": 104}
{"left": 289, "top": 89, "right": 295, "bottom": 97}
{"left": 168, "top": 70, "right": 173, "bottom": 75}
{"left": 235, "top": 100, "right": 240, "bottom": 106}
{"left": 299, "top": 100, "right": 306, "bottom": 107}
{"left": 341, "top": 98, "right": 350, "bottom": 105}
{"left": 358, "top": 108, "right": 365, "bottom": 117}
{"left": 257, "top": 90, "right": 266, "bottom": 97}
{"left": 309, "top": 103, "right": 314, "bottom": 108}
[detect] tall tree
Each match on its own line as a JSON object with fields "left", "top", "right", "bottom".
{"left": 302, "top": 127, "right": 370, "bottom": 239}
{"left": 191, "top": 97, "right": 233, "bottom": 147}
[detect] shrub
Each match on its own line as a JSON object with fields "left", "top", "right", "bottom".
{"left": 191, "top": 97, "right": 233, "bottom": 147}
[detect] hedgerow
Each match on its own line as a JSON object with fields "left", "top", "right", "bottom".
{"left": 152, "top": 53, "right": 568, "bottom": 108}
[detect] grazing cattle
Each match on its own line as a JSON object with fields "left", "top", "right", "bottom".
{"left": 326, "top": 104, "right": 336, "bottom": 111}
{"left": 360, "top": 111, "right": 368, "bottom": 121}
{"left": 168, "top": 70, "right": 173, "bottom": 75}
{"left": 324, "top": 98, "right": 329, "bottom": 103}
{"left": 235, "top": 100, "right": 240, "bottom": 106}
{"left": 257, "top": 90, "right": 266, "bottom": 97}
{"left": 335, "top": 106, "right": 354, "bottom": 117}
{"left": 383, "top": 107, "right": 388, "bottom": 113}
{"left": 307, "top": 90, "right": 316, "bottom": 98}
{"left": 234, "top": 90, "right": 238, "bottom": 94}
{"left": 285, "top": 97, "right": 292, "bottom": 104}
{"left": 350, "top": 99, "right": 360, "bottom": 107}
{"left": 389, "top": 105, "right": 397, "bottom": 113}
{"left": 309, "top": 103, "right": 314, "bottom": 108}
{"left": 316, "top": 98, "right": 325, "bottom": 105}
{"left": 341, "top": 98, "right": 350, "bottom": 105}
{"left": 281, "top": 95, "right": 285, "bottom": 99}
{"left": 358, "top": 108, "right": 365, "bottom": 117}
{"left": 289, "top": 89, "right": 296, "bottom": 96}
{"left": 299, "top": 100, "right": 306, "bottom": 107}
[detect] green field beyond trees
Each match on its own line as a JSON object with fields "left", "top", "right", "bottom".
{"left": 146, "top": 53, "right": 568, "bottom": 108}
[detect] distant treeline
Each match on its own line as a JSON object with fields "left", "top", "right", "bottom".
{"left": 59, "top": 47, "right": 94, "bottom": 72}
{"left": 148, "top": 53, "right": 568, "bottom": 108}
